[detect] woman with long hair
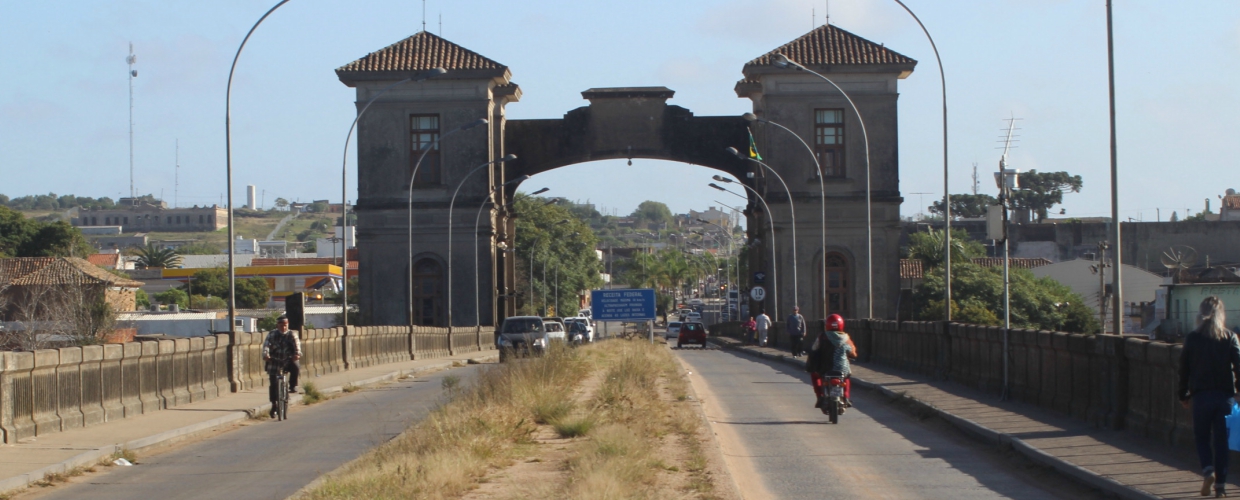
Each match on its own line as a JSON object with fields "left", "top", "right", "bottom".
{"left": 1179, "top": 295, "right": 1240, "bottom": 497}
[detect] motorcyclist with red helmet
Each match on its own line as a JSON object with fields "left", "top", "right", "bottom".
{"left": 805, "top": 314, "right": 858, "bottom": 411}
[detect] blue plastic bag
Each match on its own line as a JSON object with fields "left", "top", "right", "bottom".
{"left": 1227, "top": 401, "right": 1240, "bottom": 452}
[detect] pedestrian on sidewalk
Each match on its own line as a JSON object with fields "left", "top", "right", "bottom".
{"left": 755, "top": 311, "right": 771, "bottom": 347}
{"left": 743, "top": 316, "right": 757, "bottom": 344}
{"left": 786, "top": 306, "right": 806, "bottom": 357}
{"left": 1178, "top": 295, "right": 1240, "bottom": 498}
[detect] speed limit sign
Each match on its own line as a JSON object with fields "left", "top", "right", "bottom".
{"left": 749, "top": 286, "right": 767, "bottom": 301}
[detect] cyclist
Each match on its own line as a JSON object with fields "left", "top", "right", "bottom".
{"left": 262, "top": 315, "right": 301, "bottom": 413}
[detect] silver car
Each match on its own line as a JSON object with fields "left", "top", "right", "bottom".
{"left": 665, "top": 321, "right": 682, "bottom": 340}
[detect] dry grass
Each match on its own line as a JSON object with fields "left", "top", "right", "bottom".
{"left": 301, "top": 382, "right": 326, "bottom": 405}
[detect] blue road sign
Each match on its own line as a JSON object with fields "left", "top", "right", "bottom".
{"left": 590, "top": 289, "right": 656, "bottom": 321}
{"left": 754, "top": 271, "right": 766, "bottom": 284}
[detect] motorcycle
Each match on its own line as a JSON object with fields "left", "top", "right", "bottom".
{"left": 821, "top": 371, "right": 847, "bottom": 424}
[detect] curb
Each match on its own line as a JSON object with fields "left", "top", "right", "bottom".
{"left": 706, "top": 337, "right": 1162, "bottom": 500}
{"left": 0, "top": 352, "right": 498, "bottom": 498}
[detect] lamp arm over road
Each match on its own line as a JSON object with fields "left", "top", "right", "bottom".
{"left": 225, "top": 0, "right": 290, "bottom": 339}
{"left": 724, "top": 149, "right": 797, "bottom": 317}
{"left": 711, "top": 180, "right": 779, "bottom": 318}
{"left": 447, "top": 155, "right": 516, "bottom": 327}
{"left": 764, "top": 57, "right": 872, "bottom": 318}
{"left": 408, "top": 118, "right": 488, "bottom": 326}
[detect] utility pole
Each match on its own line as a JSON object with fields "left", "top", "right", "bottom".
{"left": 127, "top": 43, "right": 137, "bottom": 199}
{"left": 174, "top": 139, "right": 179, "bottom": 208}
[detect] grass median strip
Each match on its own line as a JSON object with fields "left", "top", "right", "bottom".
{"left": 297, "top": 340, "right": 723, "bottom": 500}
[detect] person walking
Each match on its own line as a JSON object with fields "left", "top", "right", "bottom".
{"left": 786, "top": 306, "right": 806, "bottom": 357}
{"left": 1178, "top": 295, "right": 1240, "bottom": 498}
{"left": 755, "top": 311, "right": 771, "bottom": 347}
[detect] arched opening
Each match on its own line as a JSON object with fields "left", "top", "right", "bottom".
{"left": 411, "top": 257, "right": 444, "bottom": 326}
{"left": 822, "top": 252, "right": 851, "bottom": 319}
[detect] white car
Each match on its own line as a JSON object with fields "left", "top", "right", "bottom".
{"left": 687, "top": 312, "right": 701, "bottom": 323}
{"left": 665, "top": 321, "right": 682, "bottom": 340}
{"left": 564, "top": 316, "right": 594, "bottom": 342}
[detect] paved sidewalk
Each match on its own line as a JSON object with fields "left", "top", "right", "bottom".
{"left": 0, "top": 350, "right": 497, "bottom": 495}
{"left": 709, "top": 336, "right": 1214, "bottom": 500}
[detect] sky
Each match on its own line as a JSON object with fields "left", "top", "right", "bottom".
{"left": 2, "top": 1, "right": 1238, "bottom": 223}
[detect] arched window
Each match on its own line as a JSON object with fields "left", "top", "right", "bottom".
{"left": 411, "top": 258, "right": 443, "bottom": 326}
{"left": 823, "top": 252, "right": 850, "bottom": 318}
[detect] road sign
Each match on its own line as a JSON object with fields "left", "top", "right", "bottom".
{"left": 590, "top": 289, "right": 656, "bottom": 321}
{"left": 753, "top": 271, "right": 766, "bottom": 284}
{"left": 749, "top": 286, "right": 766, "bottom": 302}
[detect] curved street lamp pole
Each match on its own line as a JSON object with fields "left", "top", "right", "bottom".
{"left": 225, "top": 0, "right": 290, "bottom": 338}
{"left": 725, "top": 148, "right": 797, "bottom": 316}
{"left": 529, "top": 219, "right": 569, "bottom": 316}
{"left": 474, "top": 183, "right": 540, "bottom": 327}
{"left": 696, "top": 219, "right": 736, "bottom": 315}
{"left": 892, "top": 0, "right": 951, "bottom": 321}
{"left": 767, "top": 55, "right": 873, "bottom": 318}
{"left": 711, "top": 181, "right": 780, "bottom": 318}
{"left": 446, "top": 155, "right": 517, "bottom": 327}
{"left": 341, "top": 67, "right": 445, "bottom": 328}
{"left": 742, "top": 113, "right": 827, "bottom": 320}
{"left": 408, "top": 118, "right": 488, "bottom": 326}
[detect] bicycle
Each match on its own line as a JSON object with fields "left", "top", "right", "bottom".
{"left": 267, "top": 358, "right": 290, "bottom": 421}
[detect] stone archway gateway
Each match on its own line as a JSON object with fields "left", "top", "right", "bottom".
{"left": 337, "top": 25, "right": 916, "bottom": 326}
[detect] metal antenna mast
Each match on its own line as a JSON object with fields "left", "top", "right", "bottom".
{"left": 127, "top": 43, "right": 137, "bottom": 199}
{"left": 422, "top": 0, "right": 426, "bottom": 32}
{"left": 971, "top": 163, "right": 979, "bottom": 195}
{"left": 175, "top": 139, "right": 179, "bottom": 208}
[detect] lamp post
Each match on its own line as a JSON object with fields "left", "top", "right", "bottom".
{"left": 225, "top": 0, "right": 290, "bottom": 337}
{"left": 892, "top": 0, "right": 951, "bottom": 321}
{"left": 717, "top": 150, "right": 797, "bottom": 316}
{"left": 475, "top": 184, "right": 540, "bottom": 326}
{"left": 742, "top": 113, "right": 828, "bottom": 319}
{"left": 697, "top": 219, "right": 735, "bottom": 316}
{"left": 712, "top": 199, "right": 746, "bottom": 314}
{"left": 446, "top": 155, "right": 518, "bottom": 327}
{"left": 710, "top": 181, "right": 780, "bottom": 318}
{"left": 529, "top": 219, "right": 569, "bottom": 316}
{"left": 341, "top": 67, "right": 446, "bottom": 328}
{"left": 407, "top": 118, "right": 488, "bottom": 326}
{"left": 996, "top": 160, "right": 1020, "bottom": 401}
{"left": 766, "top": 56, "right": 871, "bottom": 318}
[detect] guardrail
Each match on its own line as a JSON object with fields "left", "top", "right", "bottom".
{"left": 0, "top": 324, "right": 495, "bottom": 444}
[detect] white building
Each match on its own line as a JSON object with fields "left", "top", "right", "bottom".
{"left": 315, "top": 226, "right": 356, "bottom": 259}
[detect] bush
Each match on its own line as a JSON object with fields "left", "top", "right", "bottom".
{"left": 154, "top": 289, "right": 188, "bottom": 309}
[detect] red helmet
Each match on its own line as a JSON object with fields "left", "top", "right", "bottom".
{"left": 826, "top": 314, "right": 845, "bottom": 331}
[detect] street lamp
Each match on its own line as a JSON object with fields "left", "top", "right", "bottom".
{"left": 475, "top": 183, "right": 540, "bottom": 326}
{"left": 530, "top": 219, "right": 569, "bottom": 315}
{"left": 341, "top": 67, "right": 446, "bottom": 328}
{"left": 697, "top": 218, "right": 736, "bottom": 317}
{"left": 891, "top": 0, "right": 952, "bottom": 321}
{"left": 766, "top": 55, "right": 872, "bottom": 318}
{"left": 743, "top": 113, "right": 828, "bottom": 320}
{"left": 225, "top": 0, "right": 290, "bottom": 337}
{"left": 447, "top": 155, "right": 518, "bottom": 326}
{"left": 995, "top": 162, "right": 1020, "bottom": 401}
{"left": 716, "top": 152, "right": 797, "bottom": 316}
{"left": 408, "top": 118, "right": 489, "bottom": 326}
{"left": 710, "top": 180, "right": 780, "bottom": 318}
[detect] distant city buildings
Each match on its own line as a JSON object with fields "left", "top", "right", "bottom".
{"left": 73, "top": 197, "right": 225, "bottom": 233}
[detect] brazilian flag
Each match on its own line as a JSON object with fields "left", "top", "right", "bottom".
{"left": 747, "top": 127, "right": 763, "bottom": 160}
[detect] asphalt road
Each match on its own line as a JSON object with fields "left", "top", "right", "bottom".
{"left": 29, "top": 364, "right": 484, "bottom": 500}
{"left": 675, "top": 345, "right": 1102, "bottom": 500}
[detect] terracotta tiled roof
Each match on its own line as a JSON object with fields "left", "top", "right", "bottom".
{"left": 336, "top": 31, "right": 506, "bottom": 74}
{"left": 899, "top": 259, "right": 924, "bottom": 280}
{"left": 251, "top": 258, "right": 357, "bottom": 270}
{"left": 1223, "top": 195, "right": 1240, "bottom": 211}
{"left": 0, "top": 257, "right": 142, "bottom": 288}
{"left": 971, "top": 257, "right": 1052, "bottom": 269}
{"left": 745, "top": 24, "right": 916, "bottom": 69}
{"left": 87, "top": 253, "right": 121, "bottom": 268}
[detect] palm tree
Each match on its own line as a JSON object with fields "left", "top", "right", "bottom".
{"left": 134, "top": 244, "right": 182, "bottom": 269}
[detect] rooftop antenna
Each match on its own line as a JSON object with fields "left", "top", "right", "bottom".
{"left": 175, "top": 139, "right": 180, "bottom": 208}
{"left": 439, "top": 13, "right": 442, "bottom": 36}
{"left": 812, "top": 8, "right": 815, "bottom": 30}
{"left": 421, "top": 0, "right": 426, "bottom": 32}
{"left": 971, "top": 162, "right": 979, "bottom": 195}
{"left": 127, "top": 42, "right": 137, "bottom": 199}
{"left": 997, "top": 114, "right": 1022, "bottom": 158}
{"left": 825, "top": 0, "right": 830, "bottom": 25}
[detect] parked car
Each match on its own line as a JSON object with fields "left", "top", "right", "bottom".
{"left": 543, "top": 320, "right": 567, "bottom": 343}
{"left": 687, "top": 312, "right": 701, "bottom": 323}
{"left": 497, "top": 316, "right": 546, "bottom": 361}
{"left": 665, "top": 321, "right": 683, "bottom": 340}
{"left": 677, "top": 322, "right": 707, "bottom": 348}
{"left": 564, "top": 316, "right": 594, "bottom": 342}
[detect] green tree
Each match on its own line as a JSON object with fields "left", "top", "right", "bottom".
{"left": 235, "top": 277, "right": 270, "bottom": 309}
{"left": 274, "top": 198, "right": 289, "bottom": 211}
{"left": 1010, "top": 170, "right": 1083, "bottom": 222}
{"left": 631, "top": 201, "right": 672, "bottom": 230}
{"left": 905, "top": 228, "right": 986, "bottom": 268}
{"left": 154, "top": 288, "right": 189, "bottom": 309}
{"left": 0, "top": 206, "right": 39, "bottom": 257}
{"left": 187, "top": 268, "right": 229, "bottom": 297}
{"left": 134, "top": 244, "right": 183, "bottom": 269}
{"left": 929, "top": 194, "right": 999, "bottom": 219}
{"left": 513, "top": 193, "right": 604, "bottom": 317}
{"left": 913, "top": 262, "right": 1099, "bottom": 334}
{"left": 135, "top": 289, "right": 151, "bottom": 309}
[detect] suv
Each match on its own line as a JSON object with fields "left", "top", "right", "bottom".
{"left": 677, "top": 322, "right": 707, "bottom": 348}
{"left": 497, "top": 316, "right": 547, "bottom": 361}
